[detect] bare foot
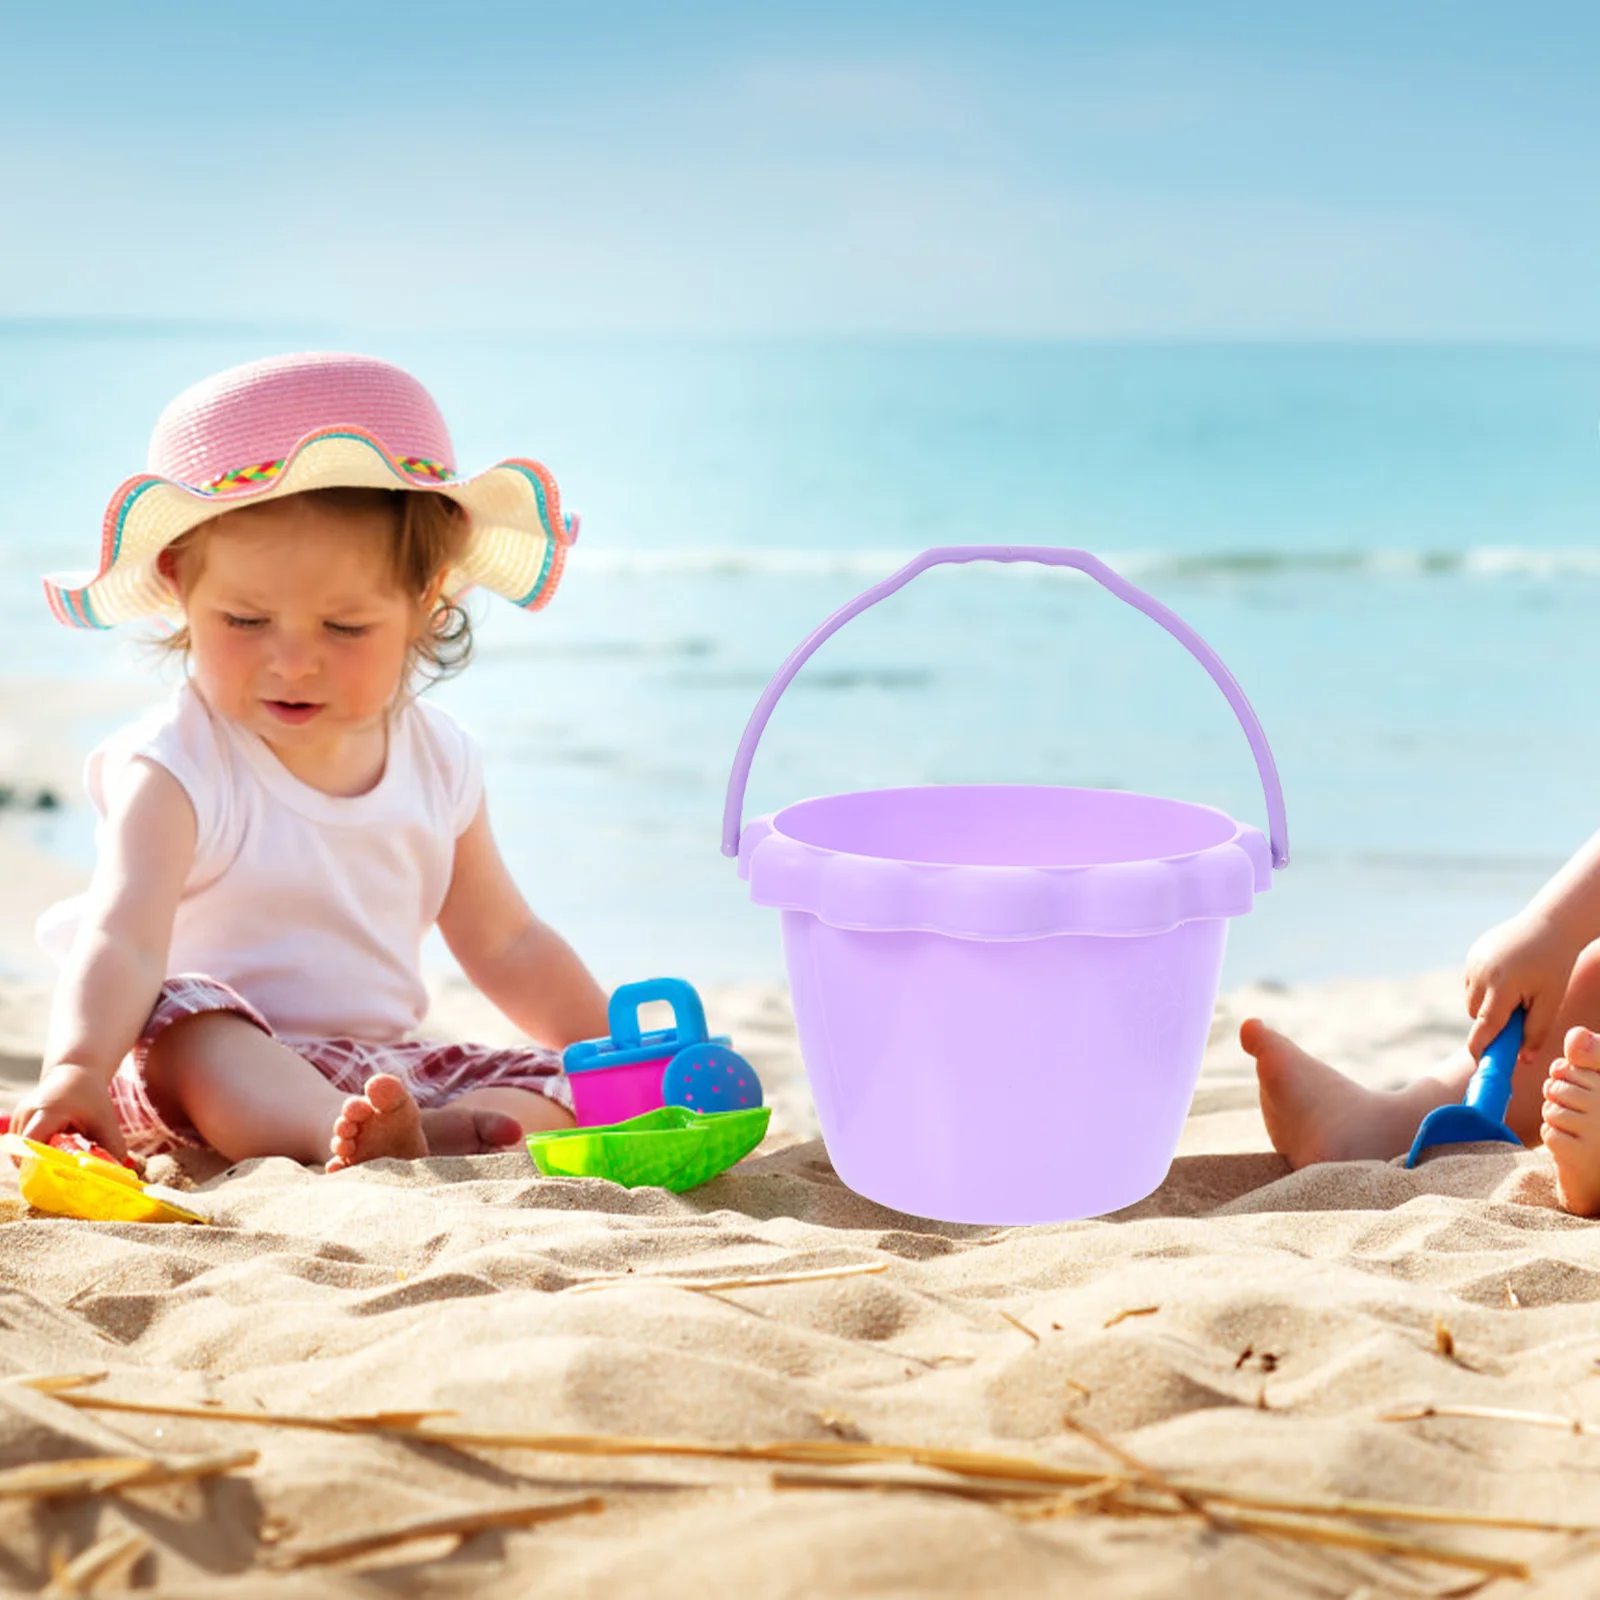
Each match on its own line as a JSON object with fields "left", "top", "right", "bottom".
{"left": 326, "top": 1075, "right": 526, "bottom": 1171}
{"left": 327, "top": 1073, "right": 427, "bottom": 1172}
{"left": 1240, "top": 1018, "right": 1429, "bottom": 1166}
{"left": 1541, "top": 1028, "right": 1600, "bottom": 1216}
{"left": 418, "top": 1104, "right": 525, "bottom": 1157}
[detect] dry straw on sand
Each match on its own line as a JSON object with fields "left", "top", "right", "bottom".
{"left": 5, "top": 970, "right": 1600, "bottom": 1596}
{"left": 12, "top": 1368, "right": 1598, "bottom": 1587}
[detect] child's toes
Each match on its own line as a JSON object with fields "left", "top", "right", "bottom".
{"left": 331, "top": 1107, "right": 371, "bottom": 1145}
{"left": 363, "top": 1073, "right": 411, "bottom": 1115}
{"left": 1542, "top": 1096, "right": 1583, "bottom": 1141}
{"left": 1548, "top": 1057, "right": 1600, "bottom": 1104}
{"left": 1565, "top": 1027, "right": 1600, "bottom": 1069}
{"left": 335, "top": 1095, "right": 376, "bottom": 1131}
{"left": 1543, "top": 1103, "right": 1600, "bottom": 1218}
{"left": 329, "top": 1097, "right": 374, "bottom": 1156}
{"left": 1545, "top": 1063, "right": 1590, "bottom": 1107}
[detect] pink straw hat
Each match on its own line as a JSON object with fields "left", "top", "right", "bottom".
{"left": 44, "top": 351, "right": 578, "bottom": 629}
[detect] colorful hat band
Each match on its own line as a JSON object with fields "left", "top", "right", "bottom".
{"left": 200, "top": 454, "right": 453, "bottom": 494}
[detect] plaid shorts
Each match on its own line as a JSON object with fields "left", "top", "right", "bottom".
{"left": 110, "top": 973, "right": 573, "bottom": 1158}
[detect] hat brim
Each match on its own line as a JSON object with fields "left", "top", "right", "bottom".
{"left": 44, "top": 426, "right": 575, "bottom": 629}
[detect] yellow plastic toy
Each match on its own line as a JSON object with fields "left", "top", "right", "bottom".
{"left": 2, "top": 1134, "right": 208, "bottom": 1225}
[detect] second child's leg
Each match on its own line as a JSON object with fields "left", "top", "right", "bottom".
{"left": 1243, "top": 940, "right": 1600, "bottom": 1168}
{"left": 1242, "top": 1021, "right": 1470, "bottom": 1166}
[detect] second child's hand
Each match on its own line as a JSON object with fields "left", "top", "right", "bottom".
{"left": 1464, "top": 911, "right": 1582, "bottom": 1073}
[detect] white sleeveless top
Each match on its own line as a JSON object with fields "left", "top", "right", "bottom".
{"left": 37, "top": 684, "right": 483, "bottom": 1043}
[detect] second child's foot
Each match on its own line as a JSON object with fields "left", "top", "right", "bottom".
{"left": 1240, "top": 1018, "right": 1419, "bottom": 1167}
{"left": 1542, "top": 1028, "right": 1600, "bottom": 1217}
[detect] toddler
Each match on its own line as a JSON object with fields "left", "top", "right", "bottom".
{"left": 1241, "top": 831, "right": 1600, "bottom": 1215}
{"left": 15, "top": 352, "right": 609, "bottom": 1172}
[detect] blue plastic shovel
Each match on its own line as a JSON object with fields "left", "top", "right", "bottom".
{"left": 1404, "top": 1007, "right": 1525, "bottom": 1167}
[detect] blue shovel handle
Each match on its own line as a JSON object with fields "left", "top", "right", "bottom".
{"left": 1404, "top": 1005, "right": 1526, "bottom": 1167}
{"left": 1465, "top": 1007, "right": 1525, "bottom": 1125}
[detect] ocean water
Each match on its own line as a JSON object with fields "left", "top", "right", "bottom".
{"left": 4, "top": 328, "right": 1600, "bottom": 995}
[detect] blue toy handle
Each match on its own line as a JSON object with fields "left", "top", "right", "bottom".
{"left": 1466, "top": 1007, "right": 1525, "bottom": 1125}
{"left": 606, "top": 978, "right": 709, "bottom": 1050}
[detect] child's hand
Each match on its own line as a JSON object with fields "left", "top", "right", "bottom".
{"left": 1464, "top": 910, "right": 1582, "bottom": 1071}
{"left": 9, "top": 1063, "right": 129, "bottom": 1163}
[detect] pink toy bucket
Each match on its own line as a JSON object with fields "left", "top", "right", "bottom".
{"left": 722, "top": 546, "right": 1288, "bottom": 1225}
{"left": 566, "top": 1058, "right": 672, "bottom": 1126}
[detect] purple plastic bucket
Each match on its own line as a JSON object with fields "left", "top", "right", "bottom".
{"left": 722, "top": 546, "right": 1288, "bottom": 1225}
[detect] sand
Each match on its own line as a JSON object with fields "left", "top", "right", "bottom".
{"left": 3, "top": 959, "right": 1600, "bottom": 1598}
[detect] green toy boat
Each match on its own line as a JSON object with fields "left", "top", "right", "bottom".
{"left": 527, "top": 1105, "right": 770, "bottom": 1192}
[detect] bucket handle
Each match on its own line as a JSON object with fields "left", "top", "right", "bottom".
{"left": 720, "top": 544, "right": 1289, "bottom": 869}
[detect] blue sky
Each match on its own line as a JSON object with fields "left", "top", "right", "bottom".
{"left": 4, "top": 1, "right": 1599, "bottom": 338}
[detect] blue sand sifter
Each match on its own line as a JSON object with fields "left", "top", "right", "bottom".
{"left": 1405, "top": 1007, "right": 1526, "bottom": 1167}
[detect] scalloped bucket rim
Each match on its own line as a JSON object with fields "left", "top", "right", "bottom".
{"left": 738, "top": 781, "right": 1273, "bottom": 941}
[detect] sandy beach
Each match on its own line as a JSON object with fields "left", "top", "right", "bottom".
{"left": 2, "top": 678, "right": 1598, "bottom": 1595}
{"left": 4, "top": 949, "right": 1600, "bottom": 1597}
{"left": 0, "top": 667, "right": 1588, "bottom": 1600}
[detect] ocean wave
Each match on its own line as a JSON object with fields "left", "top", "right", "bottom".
{"left": 1306, "top": 849, "right": 1565, "bottom": 876}
{"left": 566, "top": 546, "right": 1600, "bottom": 582}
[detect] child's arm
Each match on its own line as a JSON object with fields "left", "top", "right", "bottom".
{"left": 1522, "top": 826, "right": 1600, "bottom": 946}
{"left": 1466, "top": 824, "right": 1600, "bottom": 1066}
{"left": 436, "top": 799, "right": 609, "bottom": 1049}
{"left": 13, "top": 761, "right": 196, "bottom": 1158}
